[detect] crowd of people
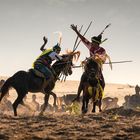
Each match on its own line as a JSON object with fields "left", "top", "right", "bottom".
{"left": 123, "top": 84, "right": 140, "bottom": 109}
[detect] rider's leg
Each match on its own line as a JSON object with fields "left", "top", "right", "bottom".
{"left": 34, "top": 64, "right": 53, "bottom": 80}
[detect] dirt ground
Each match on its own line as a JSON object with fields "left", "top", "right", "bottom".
{"left": 0, "top": 107, "right": 140, "bottom": 140}
{"left": 0, "top": 80, "right": 139, "bottom": 140}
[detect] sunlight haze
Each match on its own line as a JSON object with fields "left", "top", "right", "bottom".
{"left": 0, "top": 0, "right": 140, "bottom": 85}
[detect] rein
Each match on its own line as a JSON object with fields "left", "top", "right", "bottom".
{"left": 54, "top": 61, "right": 72, "bottom": 66}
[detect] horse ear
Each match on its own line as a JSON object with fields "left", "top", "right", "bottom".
{"left": 72, "top": 51, "right": 80, "bottom": 62}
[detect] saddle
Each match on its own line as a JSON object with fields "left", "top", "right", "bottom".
{"left": 29, "top": 69, "right": 46, "bottom": 79}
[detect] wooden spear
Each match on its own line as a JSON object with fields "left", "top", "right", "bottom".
{"left": 73, "top": 25, "right": 83, "bottom": 51}
{"left": 74, "top": 21, "right": 93, "bottom": 51}
{"left": 72, "top": 60, "right": 133, "bottom": 68}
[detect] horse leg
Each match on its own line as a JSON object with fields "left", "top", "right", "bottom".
{"left": 40, "top": 93, "right": 50, "bottom": 115}
{"left": 72, "top": 82, "right": 83, "bottom": 102}
{"left": 92, "top": 101, "right": 96, "bottom": 113}
{"left": 73, "top": 74, "right": 86, "bottom": 102}
{"left": 50, "top": 91, "right": 57, "bottom": 107}
{"left": 13, "top": 90, "right": 27, "bottom": 116}
{"left": 98, "top": 98, "right": 102, "bottom": 112}
{"left": 82, "top": 97, "right": 86, "bottom": 114}
{"left": 76, "top": 82, "right": 83, "bottom": 100}
{"left": 50, "top": 91, "right": 57, "bottom": 112}
{"left": 82, "top": 84, "right": 89, "bottom": 114}
{"left": 82, "top": 95, "right": 88, "bottom": 114}
{"left": 85, "top": 97, "right": 89, "bottom": 113}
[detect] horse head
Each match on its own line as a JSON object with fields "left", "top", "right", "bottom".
{"left": 83, "top": 57, "right": 100, "bottom": 87}
{"left": 52, "top": 50, "right": 80, "bottom": 80}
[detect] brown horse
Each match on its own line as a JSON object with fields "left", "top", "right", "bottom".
{"left": 74, "top": 58, "right": 103, "bottom": 114}
{"left": 0, "top": 51, "right": 80, "bottom": 116}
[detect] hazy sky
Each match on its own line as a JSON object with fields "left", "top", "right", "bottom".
{"left": 0, "top": 0, "right": 140, "bottom": 85}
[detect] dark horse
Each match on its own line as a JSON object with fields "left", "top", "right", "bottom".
{"left": 74, "top": 58, "right": 104, "bottom": 114}
{"left": 0, "top": 51, "right": 80, "bottom": 116}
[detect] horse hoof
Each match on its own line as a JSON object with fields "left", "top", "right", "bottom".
{"left": 99, "top": 109, "right": 102, "bottom": 112}
{"left": 14, "top": 112, "right": 17, "bottom": 116}
{"left": 82, "top": 109, "right": 88, "bottom": 114}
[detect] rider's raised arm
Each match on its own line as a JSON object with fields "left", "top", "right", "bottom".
{"left": 71, "top": 24, "right": 92, "bottom": 50}
{"left": 40, "top": 36, "right": 48, "bottom": 51}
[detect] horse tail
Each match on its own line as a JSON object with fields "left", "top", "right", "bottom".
{"left": 0, "top": 77, "right": 12, "bottom": 102}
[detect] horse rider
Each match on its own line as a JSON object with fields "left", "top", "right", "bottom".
{"left": 71, "top": 24, "right": 110, "bottom": 101}
{"left": 33, "top": 36, "right": 63, "bottom": 80}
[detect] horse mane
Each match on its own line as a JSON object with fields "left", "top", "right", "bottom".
{"left": 81, "top": 57, "right": 99, "bottom": 72}
{"left": 52, "top": 50, "right": 80, "bottom": 69}
{"left": 52, "top": 55, "right": 67, "bottom": 68}
{"left": 65, "top": 49, "right": 80, "bottom": 62}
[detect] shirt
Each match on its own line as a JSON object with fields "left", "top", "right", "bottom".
{"left": 33, "top": 48, "right": 63, "bottom": 67}
{"left": 77, "top": 33, "right": 106, "bottom": 63}
{"left": 48, "top": 51, "right": 63, "bottom": 61}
